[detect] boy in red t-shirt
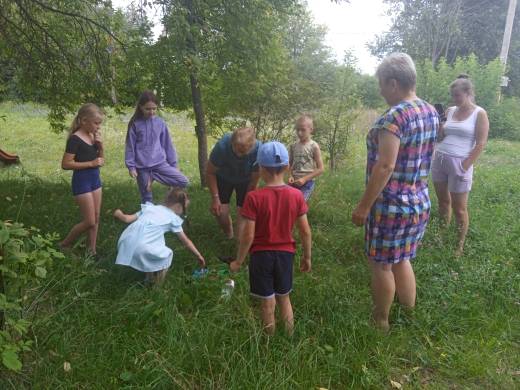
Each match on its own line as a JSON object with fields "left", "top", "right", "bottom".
{"left": 229, "top": 141, "right": 312, "bottom": 335}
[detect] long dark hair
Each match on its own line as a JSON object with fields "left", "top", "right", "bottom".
{"left": 128, "top": 90, "right": 159, "bottom": 130}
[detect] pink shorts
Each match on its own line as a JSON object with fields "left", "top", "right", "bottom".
{"left": 431, "top": 151, "right": 473, "bottom": 193}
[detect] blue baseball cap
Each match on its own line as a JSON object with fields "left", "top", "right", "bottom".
{"left": 257, "top": 141, "right": 289, "bottom": 167}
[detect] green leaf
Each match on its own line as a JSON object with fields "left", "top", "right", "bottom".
{"left": 2, "top": 349, "right": 22, "bottom": 372}
{"left": 35, "top": 266, "right": 47, "bottom": 278}
{"left": 0, "top": 228, "right": 9, "bottom": 245}
{"left": 120, "top": 371, "right": 133, "bottom": 381}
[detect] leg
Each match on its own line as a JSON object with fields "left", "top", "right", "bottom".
{"left": 369, "top": 259, "right": 395, "bottom": 332}
{"left": 136, "top": 169, "right": 153, "bottom": 203}
{"left": 235, "top": 207, "right": 245, "bottom": 243}
{"left": 154, "top": 269, "right": 168, "bottom": 284}
{"left": 86, "top": 188, "right": 102, "bottom": 254}
{"left": 451, "top": 191, "right": 469, "bottom": 255}
{"left": 61, "top": 192, "right": 97, "bottom": 249}
{"left": 151, "top": 162, "right": 189, "bottom": 188}
{"left": 260, "top": 297, "right": 276, "bottom": 335}
{"left": 433, "top": 181, "right": 451, "bottom": 225}
{"left": 275, "top": 294, "right": 294, "bottom": 335}
{"left": 392, "top": 260, "right": 416, "bottom": 309}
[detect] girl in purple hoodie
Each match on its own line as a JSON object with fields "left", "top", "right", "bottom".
{"left": 125, "top": 91, "right": 188, "bottom": 203}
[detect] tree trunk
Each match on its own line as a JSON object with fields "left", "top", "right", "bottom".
{"left": 189, "top": 73, "right": 208, "bottom": 187}
{"left": 184, "top": 0, "right": 208, "bottom": 187}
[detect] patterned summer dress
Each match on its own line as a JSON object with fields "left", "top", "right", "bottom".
{"left": 365, "top": 100, "right": 438, "bottom": 263}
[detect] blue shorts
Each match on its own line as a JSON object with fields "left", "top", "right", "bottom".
{"left": 72, "top": 168, "right": 102, "bottom": 196}
{"left": 249, "top": 251, "right": 293, "bottom": 299}
{"left": 291, "top": 179, "right": 315, "bottom": 202}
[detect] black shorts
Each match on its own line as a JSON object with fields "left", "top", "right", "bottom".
{"left": 217, "top": 176, "right": 249, "bottom": 207}
{"left": 249, "top": 251, "right": 294, "bottom": 299}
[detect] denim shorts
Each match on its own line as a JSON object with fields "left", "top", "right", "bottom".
{"left": 431, "top": 151, "right": 473, "bottom": 193}
{"left": 71, "top": 168, "right": 102, "bottom": 196}
{"left": 249, "top": 251, "right": 294, "bottom": 299}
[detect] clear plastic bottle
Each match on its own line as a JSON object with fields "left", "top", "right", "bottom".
{"left": 220, "top": 279, "right": 235, "bottom": 300}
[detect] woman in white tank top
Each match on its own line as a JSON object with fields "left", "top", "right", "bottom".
{"left": 431, "top": 75, "right": 489, "bottom": 256}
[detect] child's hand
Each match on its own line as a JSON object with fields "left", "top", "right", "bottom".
{"left": 94, "top": 131, "right": 103, "bottom": 144}
{"left": 198, "top": 255, "right": 206, "bottom": 268}
{"left": 229, "top": 259, "right": 241, "bottom": 273}
{"left": 288, "top": 176, "right": 295, "bottom": 184}
{"left": 129, "top": 170, "right": 138, "bottom": 179}
{"left": 300, "top": 257, "right": 311, "bottom": 272}
{"left": 91, "top": 157, "right": 104, "bottom": 167}
{"left": 294, "top": 178, "right": 306, "bottom": 187}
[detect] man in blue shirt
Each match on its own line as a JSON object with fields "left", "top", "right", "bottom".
{"left": 206, "top": 127, "right": 261, "bottom": 240}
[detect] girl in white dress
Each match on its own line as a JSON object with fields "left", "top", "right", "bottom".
{"left": 114, "top": 188, "right": 205, "bottom": 284}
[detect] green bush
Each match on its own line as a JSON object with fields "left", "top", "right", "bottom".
{"left": 0, "top": 221, "right": 63, "bottom": 372}
{"left": 488, "top": 97, "right": 520, "bottom": 141}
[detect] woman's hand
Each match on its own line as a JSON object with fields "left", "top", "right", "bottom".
{"left": 91, "top": 157, "right": 104, "bottom": 168}
{"left": 351, "top": 204, "right": 370, "bottom": 226}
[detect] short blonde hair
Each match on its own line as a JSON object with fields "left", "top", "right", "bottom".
{"left": 376, "top": 52, "right": 416, "bottom": 91}
{"left": 231, "top": 127, "right": 256, "bottom": 146}
{"left": 295, "top": 114, "right": 314, "bottom": 129}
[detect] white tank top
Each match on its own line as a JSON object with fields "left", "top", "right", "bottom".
{"left": 436, "top": 106, "right": 482, "bottom": 158}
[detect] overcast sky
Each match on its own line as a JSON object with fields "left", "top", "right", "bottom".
{"left": 112, "top": 0, "right": 391, "bottom": 74}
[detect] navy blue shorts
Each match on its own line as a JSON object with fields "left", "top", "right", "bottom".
{"left": 216, "top": 176, "right": 249, "bottom": 207}
{"left": 72, "top": 168, "right": 102, "bottom": 196}
{"left": 249, "top": 251, "right": 294, "bottom": 299}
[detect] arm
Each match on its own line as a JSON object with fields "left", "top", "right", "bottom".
{"left": 288, "top": 145, "right": 295, "bottom": 184}
{"left": 162, "top": 125, "right": 178, "bottom": 168}
{"left": 176, "top": 231, "right": 205, "bottom": 267}
{"left": 297, "top": 214, "right": 312, "bottom": 272}
{"left": 113, "top": 209, "right": 138, "bottom": 224}
{"left": 205, "top": 160, "right": 222, "bottom": 216}
{"left": 352, "top": 130, "right": 400, "bottom": 226}
{"left": 229, "top": 219, "right": 255, "bottom": 272}
{"left": 296, "top": 143, "right": 325, "bottom": 185}
{"left": 462, "top": 110, "right": 489, "bottom": 171}
{"left": 248, "top": 171, "right": 260, "bottom": 191}
{"left": 125, "top": 124, "right": 138, "bottom": 177}
{"left": 61, "top": 153, "right": 103, "bottom": 170}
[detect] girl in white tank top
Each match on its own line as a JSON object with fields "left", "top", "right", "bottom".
{"left": 436, "top": 106, "right": 483, "bottom": 158}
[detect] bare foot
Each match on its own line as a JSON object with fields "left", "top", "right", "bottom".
{"left": 455, "top": 246, "right": 464, "bottom": 258}
{"left": 113, "top": 209, "right": 124, "bottom": 220}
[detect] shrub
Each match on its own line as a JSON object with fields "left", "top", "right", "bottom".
{"left": 0, "top": 221, "right": 63, "bottom": 372}
{"left": 488, "top": 97, "right": 520, "bottom": 141}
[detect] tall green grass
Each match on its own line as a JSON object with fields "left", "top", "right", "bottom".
{"left": 1, "top": 102, "right": 519, "bottom": 388}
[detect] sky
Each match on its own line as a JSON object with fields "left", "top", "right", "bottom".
{"left": 112, "top": 0, "right": 392, "bottom": 74}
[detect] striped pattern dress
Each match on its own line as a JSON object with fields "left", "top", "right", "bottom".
{"left": 365, "top": 99, "right": 439, "bottom": 263}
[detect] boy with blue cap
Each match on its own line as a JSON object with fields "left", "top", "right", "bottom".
{"left": 229, "top": 141, "right": 312, "bottom": 335}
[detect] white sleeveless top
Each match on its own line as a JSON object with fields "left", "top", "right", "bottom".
{"left": 436, "top": 105, "right": 483, "bottom": 158}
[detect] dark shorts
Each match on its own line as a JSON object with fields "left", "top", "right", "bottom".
{"left": 249, "top": 251, "right": 294, "bottom": 299}
{"left": 216, "top": 176, "right": 249, "bottom": 207}
{"left": 72, "top": 168, "right": 102, "bottom": 196}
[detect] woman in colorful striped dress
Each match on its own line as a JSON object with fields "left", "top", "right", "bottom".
{"left": 352, "top": 53, "right": 439, "bottom": 331}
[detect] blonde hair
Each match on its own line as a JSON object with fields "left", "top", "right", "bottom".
{"left": 450, "top": 74, "right": 475, "bottom": 98}
{"left": 69, "top": 103, "right": 103, "bottom": 135}
{"left": 231, "top": 127, "right": 256, "bottom": 147}
{"left": 376, "top": 52, "right": 417, "bottom": 91}
{"left": 164, "top": 187, "right": 189, "bottom": 216}
{"left": 295, "top": 114, "right": 314, "bottom": 129}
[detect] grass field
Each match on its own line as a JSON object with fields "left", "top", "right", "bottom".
{"left": 1, "top": 102, "right": 519, "bottom": 388}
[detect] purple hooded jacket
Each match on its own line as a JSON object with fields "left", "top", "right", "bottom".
{"left": 125, "top": 116, "right": 178, "bottom": 171}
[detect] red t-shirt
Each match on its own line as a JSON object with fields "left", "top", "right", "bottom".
{"left": 240, "top": 185, "right": 308, "bottom": 253}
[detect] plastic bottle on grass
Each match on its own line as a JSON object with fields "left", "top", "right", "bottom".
{"left": 220, "top": 279, "right": 235, "bottom": 300}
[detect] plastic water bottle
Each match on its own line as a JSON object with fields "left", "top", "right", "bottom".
{"left": 220, "top": 279, "right": 235, "bottom": 300}
{"left": 192, "top": 268, "right": 209, "bottom": 279}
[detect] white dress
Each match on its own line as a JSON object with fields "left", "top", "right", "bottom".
{"left": 115, "top": 203, "right": 183, "bottom": 272}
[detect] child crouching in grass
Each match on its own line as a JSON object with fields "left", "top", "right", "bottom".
{"left": 114, "top": 188, "right": 205, "bottom": 284}
{"left": 229, "top": 141, "right": 312, "bottom": 335}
